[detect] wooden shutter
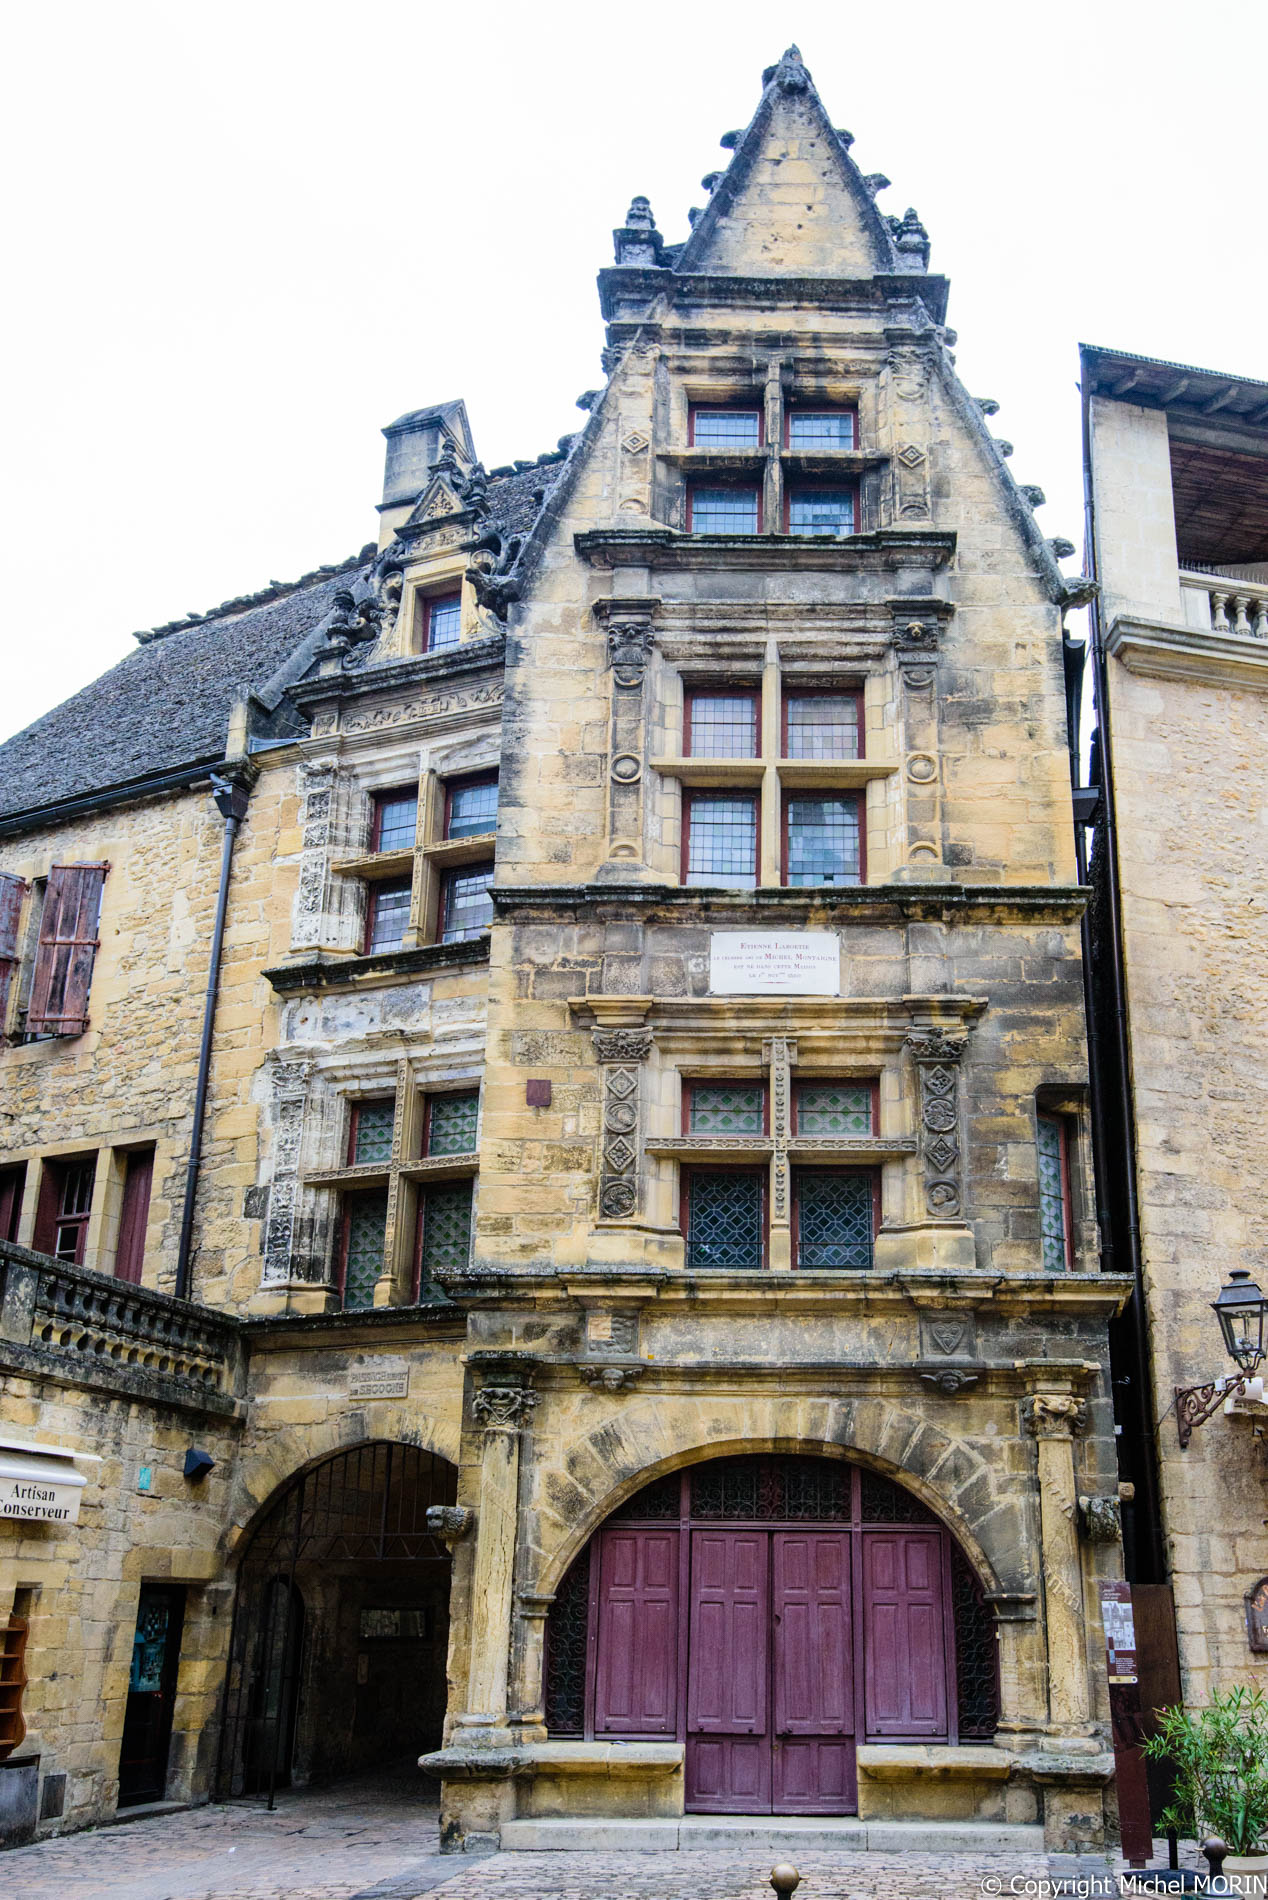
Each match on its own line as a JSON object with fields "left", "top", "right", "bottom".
{"left": 0, "top": 872, "right": 26, "bottom": 1023}
{"left": 114, "top": 1150, "right": 154, "bottom": 1285}
{"left": 26, "top": 864, "right": 107, "bottom": 1036}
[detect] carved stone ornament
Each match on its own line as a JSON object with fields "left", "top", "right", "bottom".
{"left": 1245, "top": 1575, "right": 1268, "bottom": 1654}
{"left": 905, "top": 1029, "right": 966, "bottom": 1064}
{"left": 928, "top": 1318, "right": 968, "bottom": 1357}
{"left": 1076, "top": 1495, "right": 1122, "bottom": 1544}
{"left": 593, "top": 1028, "right": 654, "bottom": 1065}
{"left": 1023, "top": 1393, "right": 1089, "bottom": 1438}
{"left": 426, "top": 1504, "right": 475, "bottom": 1547}
{"left": 607, "top": 624, "right": 655, "bottom": 689}
{"left": 579, "top": 1364, "right": 644, "bottom": 1392}
{"left": 920, "top": 1368, "right": 979, "bottom": 1395}
{"left": 472, "top": 1384, "right": 538, "bottom": 1429}
{"left": 894, "top": 619, "right": 940, "bottom": 652}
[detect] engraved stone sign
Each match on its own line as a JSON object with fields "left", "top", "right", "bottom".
{"left": 708, "top": 932, "right": 840, "bottom": 997}
{"left": 349, "top": 1371, "right": 409, "bottom": 1401}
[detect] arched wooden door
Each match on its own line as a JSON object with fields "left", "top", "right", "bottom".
{"left": 545, "top": 1455, "right": 999, "bottom": 1816}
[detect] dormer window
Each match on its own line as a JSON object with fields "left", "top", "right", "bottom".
{"left": 689, "top": 406, "right": 762, "bottom": 448}
{"left": 787, "top": 409, "right": 856, "bottom": 450}
{"left": 688, "top": 485, "right": 761, "bottom": 534}
{"left": 787, "top": 487, "right": 855, "bottom": 537}
{"left": 423, "top": 592, "right": 461, "bottom": 651}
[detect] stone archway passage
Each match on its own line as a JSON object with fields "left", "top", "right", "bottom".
{"left": 217, "top": 1441, "right": 457, "bottom": 1806}
{"left": 544, "top": 1454, "right": 999, "bottom": 1817}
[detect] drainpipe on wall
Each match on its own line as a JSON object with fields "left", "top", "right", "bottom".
{"left": 173, "top": 771, "right": 252, "bottom": 1304}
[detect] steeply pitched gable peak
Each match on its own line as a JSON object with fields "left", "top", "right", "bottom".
{"left": 672, "top": 47, "right": 905, "bottom": 279}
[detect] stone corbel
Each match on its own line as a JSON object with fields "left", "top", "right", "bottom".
{"left": 1076, "top": 1495, "right": 1121, "bottom": 1544}
{"left": 426, "top": 1504, "right": 475, "bottom": 1548}
{"left": 1022, "top": 1392, "right": 1089, "bottom": 1438}
{"left": 578, "top": 1363, "right": 645, "bottom": 1392}
{"left": 917, "top": 1366, "right": 980, "bottom": 1395}
{"left": 469, "top": 1353, "right": 539, "bottom": 1431}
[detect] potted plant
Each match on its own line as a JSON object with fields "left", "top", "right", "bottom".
{"left": 1144, "top": 1686, "right": 1268, "bottom": 1886}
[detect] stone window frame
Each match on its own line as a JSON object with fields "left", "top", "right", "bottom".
{"left": 1033, "top": 1087, "right": 1092, "bottom": 1275}
{"left": 301, "top": 1060, "right": 483, "bottom": 1307}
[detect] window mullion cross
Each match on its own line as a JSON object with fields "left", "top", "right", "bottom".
{"left": 377, "top": 1060, "right": 414, "bottom": 1306}
{"left": 764, "top": 1036, "right": 797, "bottom": 1271}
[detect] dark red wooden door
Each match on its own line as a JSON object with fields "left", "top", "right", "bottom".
{"left": 686, "top": 1530, "right": 770, "bottom": 1811}
{"left": 593, "top": 1528, "right": 679, "bottom": 1735}
{"left": 862, "top": 1530, "right": 949, "bottom": 1737}
{"left": 114, "top": 1149, "right": 154, "bottom": 1285}
{"left": 771, "top": 1531, "right": 857, "bottom": 1812}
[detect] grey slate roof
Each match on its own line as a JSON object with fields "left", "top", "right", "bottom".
{"left": 0, "top": 559, "right": 368, "bottom": 823}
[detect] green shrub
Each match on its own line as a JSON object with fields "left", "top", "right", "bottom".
{"left": 1143, "top": 1687, "right": 1268, "bottom": 1854}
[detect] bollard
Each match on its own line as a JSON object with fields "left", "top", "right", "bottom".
{"left": 770, "top": 1867, "right": 801, "bottom": 1896}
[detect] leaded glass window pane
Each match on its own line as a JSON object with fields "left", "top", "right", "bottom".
{"left": 788, "top": 488, "right": 854, "bottom": 536}
{"left": 343, "top": 1192, "right": 387, "bottom": 1310}
{"left": 785, "top": 693, "right": 860, "bottom": 760}
{"left": 795, "top": 1084, "right": 873, "bottom": 1137}
{"left": 690, "top": 486, "right": 760, "bottom": 534}
{"left": 442, "top": 865, "right": 494, "bottom": 941}
{"left": 686, "top": 1170, "right": 763, "bottom": 1269}
{"left": 367, "top": 879, "right": 412, "bottom": 953}
{"left": 352, "top": 1099, "right": 395, "bottom": 1165}
{"left": 374, "top": 791, "right": 418, "bottom": 852}
{"left": 785, "top": 796, "right": 860, "bottom": 887}
{"left": 685, "top": 794, "right": 757, "bottom": 889}
{"left": 419, "top": 1180, "right": 473, "bottom": 1280}
{"left": 446, "top": 778, "right": 498, "bottom": 839}
{"left": 427, "top": 594, "right": 461, "bottom": 650}
{"left": 788, "top": 411, "right": 856, "bottom": 450}
{"left": 692, "top": 408, "right": 761, "bottom": 447}
{"left": 689, "top": 1085, "right": 764, "bottom": 1134}
{"left": 686, "top": 692, "right": 758, "bottom": 759}
{"left": 427, "top": 1092, "right": 479, "bottom": 1155}
{"left": 795, "top": 1170, "right": 874, "bottom": 1269}
{"left": 1037, "top": 1116, "right": 1069, "bottom": 1271}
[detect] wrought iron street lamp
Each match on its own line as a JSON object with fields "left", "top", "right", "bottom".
{"left": 1176, "top": 1269, "right": 1268, "bottom": 1448}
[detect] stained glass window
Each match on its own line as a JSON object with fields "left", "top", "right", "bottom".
{"left": 795, "top": 1084, "right": 873, "bottom": 1137}
{"left": 689, "top": 1084, "right": 765, "bottom": 1135}
{"left": 343, "top": 1192, "right": 388, "bottom": 1310}
{"left": 352, "top": 1099, "right": 395, "bottom": 1166}
{"left": 795, "top": 1170, "right": 874, "bottom": 1269}
{"left": 418, "top": 1180, "right": 473, "bottom": 1282}
{"left": 426, "top": 1092, "right": 479, "bottom": 1155}
{"left": 425, "top": 593, "right": 461, "bottom": 650}
{"left": 785, "top": 795, "right": 861, "bottom": 886}
{"left": 689, "top": 486, "right": 760, "bottom": 534}
{"left": 373, "top": 790, "right": 418, "bottom": 853}
{"left": 686, "top": 1170, "right": 764, "bottom": 1269}
{"left": 441, "top": 865, "right": 494, "bottom": 941}
{"left": 690, "top": 408, "right": 761, "bottom": 447}
{"left": 788, "top": 411, "right": 856, "bottom": 450}
{"left": 788, "top": 488, "right": 854, "bottom": 536}
{"left": 685, "top": 793, "right": 758, "bottom": 889}
{"left": 1037, "top": 1115, "right": 1070, "bottom": 1271}
{"left": 685, "top": 691, "right": 759, "bottom": 759}
{"left": 366, "top": 879, "right": 412, "bottom": 953}
{"left": 446, "top": 778, "right": 498, "bottom": 839}
{"left": 784, "top": 692, "right": 860, "bottom": 760}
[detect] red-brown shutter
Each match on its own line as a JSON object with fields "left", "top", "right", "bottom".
{"left": 0, "top": 872, "right": 26, "bottom": 1024}
{"left": 26, "top": 864, "right": 107, "bottom": 1036}
{"left": 31, "top": 1164, "right": 61, "bottom": 1256}
{"left": 114, "top": 1149, "right": 154, "bottom": 1285}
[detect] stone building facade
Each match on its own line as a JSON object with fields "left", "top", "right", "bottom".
{"left": 0, "top": 50, "right": 1131, "bottom": 1855}
{"left": 1081, "top": 346, "right": 1268, "bottom": 1712}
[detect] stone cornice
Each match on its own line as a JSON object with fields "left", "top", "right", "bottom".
{"left": 494, "top": 883, "right": 1089, "bottom": 925}
{"left": 263, "top": 934, "right": 490, "bottom": 996}
{"left": 1105, "top": 613, "right": 1268, "bottom": 692}
{"left": 289, "top": 635, "right": 505, "bottom": 710}
{"left": 574, "top": 526, "right": 956, "bottom": 575}
{"left": 596, "top": 267, "right": 950, "bottom": 325}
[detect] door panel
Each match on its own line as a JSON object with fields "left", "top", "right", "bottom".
{"left": 772, "top": 1532, "right": 857, "bottom": 1814}
{"left": 118, "top": 1584, "right": 186, "bottom": 1806}
{"left": 774, "top": 1737, "right": 857, "bottom": 1812}
{"left": 594, "top": 1528, "right": 679, "bottom": 1735}
{"left": 862, "top": 1530, "right": 948, "bottom": 1738}
{"left": 686, "top": 1531, "right": 771, "bottom": 1812}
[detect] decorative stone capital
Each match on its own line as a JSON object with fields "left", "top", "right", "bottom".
{"left": 579, "top": 1363, "right": 644, "bottom": 1392}
{"left": 472, "top": 1384, "right": 538, "bottom": 1430}
{"left": 1076, "top": 1495, "right": 1121, "bottom": 1544}
{"left": 426, "top": 1504, "right": 475, "bottom": 1548}
{"left": 607, "top": 625, "right": 655, "bottom": 688}
{"left": 1023, "top": 1393, "right": 1088, "bottom": 1439}
{"left": 905, "top": 1028, "right": 967, "bottom": 1064}
{"left": 593, "top": 1027, "right": 654, "bottom": 1065}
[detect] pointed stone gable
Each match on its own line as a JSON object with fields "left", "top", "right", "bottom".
{"left": 676, "top": 47, "right": 896, "bottom": 279}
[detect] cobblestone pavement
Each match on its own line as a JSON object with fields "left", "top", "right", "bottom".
{"left": 4, "top": 1777, "right": 1190, "bottom": 1900}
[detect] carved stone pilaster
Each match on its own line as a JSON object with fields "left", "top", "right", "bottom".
{"left": 261, "top": 1056, "right": 317, "bottom": 1284}
{"left": 1024, "top": 1387, "right": 1093, "bottom": 1727}
{"left": 594, "top": 1027, "right": 653, "bottom": 1222}
{"left": 763, "top": 1037, "right": 797, "bottom": 1267}
{"left": 906, "top": 1028, "right": 968, "bottom": 1220}
{"left": 595, "top": 602, "right": 657, "bottom": 880}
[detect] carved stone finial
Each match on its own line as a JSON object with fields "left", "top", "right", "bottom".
{"left": 1077, "top": 1495, "right": 1122, "bottom": 1543}
{"left": 763, "top": 46, "right": 811, "bottom": 92}
{"left": 1019, "top": 485, "right": 1047, "bottom": 509}
{"left": 613, "top": 198, "right": 662, "bottom": 267}
{"left": 426, "top": 1504, "right": 475, "bottom": 1548}
{"left": 1022, "top": 1393, "right": 1089, "bottom": 1438}
{"left": 894, "top": 207, "right": 931, "bottom": 269}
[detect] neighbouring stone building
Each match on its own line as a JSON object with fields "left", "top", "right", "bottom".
{"left": 0, "top": 49, "right": 1135, "bottom": 1857}
{"left": 1080, "top": 347, "right": 1268, "bottom": 1725}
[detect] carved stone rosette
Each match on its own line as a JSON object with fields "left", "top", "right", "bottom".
{"left": 594, "top": 1027, "right": 653, "bottom": 1222}
{"left": 905, "top": 1029, "right": 967, "bottom": 1219}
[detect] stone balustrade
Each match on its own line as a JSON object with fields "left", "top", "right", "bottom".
{"left": 0, "top": 1237, "right": 243, "bottom": 1413}
{"left": 1181, "top": 570, "right": 1268, "bottom": 640}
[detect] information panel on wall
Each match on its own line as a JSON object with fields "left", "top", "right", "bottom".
{"left": 708, "top": 931, "right": 841, "bottom": 997}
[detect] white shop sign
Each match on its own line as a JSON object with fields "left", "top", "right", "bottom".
{"left": 0, "top": 1435, "right": 101, "bottom": 1525}
{"left": 708, "top": 931, "right": 841, "bottom": 997}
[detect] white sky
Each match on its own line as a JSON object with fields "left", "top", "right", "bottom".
{"left": 3, "top": 0, "right": 1266, "bottom": 748}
